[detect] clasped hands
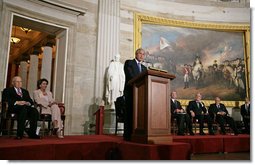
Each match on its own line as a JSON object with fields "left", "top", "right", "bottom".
{"left": 40, "top": 102, "right": 58, "bottom": 108}
{"left": 15, "top": 101, "right": 31, "bottom": 106}
{"left": 190, "top": 110, "right": 209, "bottom": 117}
{"left": 175, "top": 108, "right": 185, "bottom": 114}
{"left": 48, "top": 102, "right": 58, "bottom": 107}
{"left": 217, "top": 111, "right": 226, "bottom": 116}
{"left": 190, "top": 110, "right": 195, "bottom": 117}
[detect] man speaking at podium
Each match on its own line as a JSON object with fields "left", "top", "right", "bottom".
{"left": 123, "top": 48, "right": 147, "bottom": 141}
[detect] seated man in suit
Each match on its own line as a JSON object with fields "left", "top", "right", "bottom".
{"left": 170, "top": 91, "right": 194, "bottom": 136}
{"left": 208, "top": 97, "right": 239, "bottom": 135}
{"left": 187, "top": 93, "right": 214, "bottom": 135}
{"left": 2, "top": 76, "right": 40, "bottom": 139}
{"left": 240, "top": 97, "right": 250, "bottom": 134}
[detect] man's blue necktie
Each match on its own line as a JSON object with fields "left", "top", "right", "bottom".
{"left": 138, "top": 63, "right": 142, "bottom": 72}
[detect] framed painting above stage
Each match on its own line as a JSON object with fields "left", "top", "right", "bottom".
{"left": 134, "top": 13, "right": 250, "bottom": 106}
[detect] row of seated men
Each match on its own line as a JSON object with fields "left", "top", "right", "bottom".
{"left": 171, "top": 91, "right": 250, "bottom": 136}
{"left": 1, "top": 76, "right": 64, "bottom": 139}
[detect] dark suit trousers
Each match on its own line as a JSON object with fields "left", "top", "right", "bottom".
{"left": 174, "top": 114, "right": 192, "bottom": 134}
{"left": 216, "top": 115, "right": 238, "bottom": 134}
{"left": 14, "top": 105, "right": 39, "bottom": 137}
{"left": 243, "top": 117, "right": 250, "bottom": 133}
{"left": 124, "top": 87, "right": 133, "bottom": 140}
{"left": 195, "top": 114, "right": 213, "bottom": 133}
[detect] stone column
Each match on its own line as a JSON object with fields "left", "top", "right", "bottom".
{"left": 19, "top": 61, "right": 28, "bottom": 89}
{"left": 27, "top": 49, "right": 39, "bottom": 96}
{"left": 41, "top": 43, "right": 53, "bottom": 88}
{"left": 95, "top": 0, "right": 120, "bottom": 100}
{"left": 95, "top": 0, "right": 120, "bottom": 134}
{"left": 9, "top": 63, "right": 17, "bottom": 85}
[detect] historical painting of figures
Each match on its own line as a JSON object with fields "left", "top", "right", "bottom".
{"left": 134, "top": 13, "right": 250, "bottom": 104}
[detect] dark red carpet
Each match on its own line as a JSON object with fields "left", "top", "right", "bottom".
{"left": 173, "top": 134, "right": 250, "bottom": 154}
{"left": 0, "top": 134, "right": 249, "bottom": 160}
{"left": 0, "top": 135, "right": 190, "bottom": 160}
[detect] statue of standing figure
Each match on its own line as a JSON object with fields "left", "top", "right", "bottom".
{"left": 106, "top": 54, "right": 125, "bottom": 109}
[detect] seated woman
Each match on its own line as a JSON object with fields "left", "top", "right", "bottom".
{"left": 33, "top": 78, "right": 64, "bottom": 138}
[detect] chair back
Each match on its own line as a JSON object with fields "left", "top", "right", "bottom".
{"left": 114, "top": 96, "right": 125, "bottom": 122}
{"left": 1, "top": 89, "right": 15, "bottom": 118}
{"left": 58, "top": 103, "right": 65, "bottom": 115}
{"left": 1, "top": 90, "right": 17, "bottom": 136}
{"left": 1, "top": 90, "right": 8, "bottom": 116}
{"left": 232, "top": 106, "right": 242, "bottom": 121}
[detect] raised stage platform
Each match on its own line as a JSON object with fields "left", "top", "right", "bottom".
{"left": 0, "top": 134, "right": 250, "bottom": 160}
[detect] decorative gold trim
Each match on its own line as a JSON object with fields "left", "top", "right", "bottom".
{"left": 134, "top": 13, "right": 250, "bottom": 107}
{"left": 180, "top": 99, "right": 245, "bottom": 108}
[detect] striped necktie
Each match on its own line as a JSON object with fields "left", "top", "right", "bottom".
{"left": 17, "top": 88, "right": 23, "bottom": 97}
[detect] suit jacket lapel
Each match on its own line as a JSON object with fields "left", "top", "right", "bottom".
{"left": 12, "top": 87, "right": 20, "bottom": 98}
{"left": 172, "top": 100, "right": 177, "bottom": 109}
{"left": 132, "top": 59, "right": 140, "bottom": 75}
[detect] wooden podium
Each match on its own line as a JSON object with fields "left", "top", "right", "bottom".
{"left": 128, "top": 69, "right": 176, "bottom": 144}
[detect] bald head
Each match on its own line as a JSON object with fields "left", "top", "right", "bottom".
{"left": 12, "top": 76, "right": 23, "bottom": 88}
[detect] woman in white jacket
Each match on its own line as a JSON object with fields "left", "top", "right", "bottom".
{"left": 33, "top": 78, "right": 64, "bottom": 138}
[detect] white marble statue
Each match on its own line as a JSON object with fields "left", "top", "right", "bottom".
{"left": 106, "top": 54, "right": 125, "bottom": 109}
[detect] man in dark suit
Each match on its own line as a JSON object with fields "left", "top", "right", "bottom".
{"left": 170, "top": 91, "right": 194, "bottom": 136}
{"left": 240, "top": 97, "right": 250, "bottom": 134}
{"left": 187, "top": 93, "right": 214, "bottom": 135}
{"left": 123, "top": 48, "right": 147, "bottom": 141}
{"left": 2, "top": 76, "right": 40, "bottom": 139}
{"left": 208, "top": 97, "right": 239, "bottom": 135}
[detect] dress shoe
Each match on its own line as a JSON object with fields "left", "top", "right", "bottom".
{"left": 177, "top": 133, "right": 185, "bottom": 136}
{"left": 57, "top": 129, "right": 64, "bottom": 139}
{"left": 189, "top": 132, "right": 195, "bottom": 136}
{"left": 123, "top": 136, "right": 131, "bottom": 141}
{"left": 52, "top": 128, "right": 59, "bottom": 135}
{"left": 29, "top": 134, "right": 42, "bottom": 139}
{"left": 15, "top": 136, "right": 22, "bottom": 140}
{"left": 209, "top": 132, "right": 215, "bottom": 135}
{"left": 199, "top": 132, "right": 206, "bottom": 135}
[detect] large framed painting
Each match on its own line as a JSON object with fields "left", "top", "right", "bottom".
{"left": 134, "top": 13, "right": 250, "bottom": 106}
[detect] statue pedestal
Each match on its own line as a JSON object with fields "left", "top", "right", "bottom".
{"left": 103, "top": 108, "right": 116, "bottom": 134}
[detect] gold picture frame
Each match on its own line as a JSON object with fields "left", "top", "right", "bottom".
{"left": 134, "top": 13, "right": 250, "bottom": 107}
